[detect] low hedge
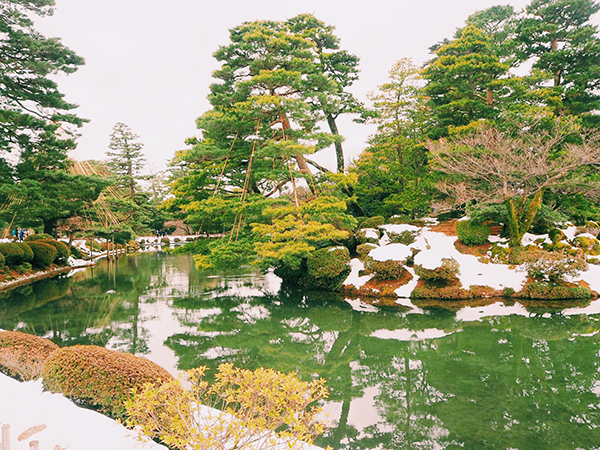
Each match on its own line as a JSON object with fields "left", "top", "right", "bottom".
{"left": 371, "top": 259, "right": 405, "bottom": 280}
{"left": 42, "top": 345, "right": 174, "bottom": 419}
{"left": 39, "top": 239, "right": 70, "bottom": 262}
{"left": 24, "top": 233, "right": 54, "bottom": 242}
{"left": 0, "top": 331, "right": 58, "bottom": 381}
{"left": 27, "top": 241, "right": 58, "bottom": 269}
{"left": 0, "top": 242, "right": 25, "bottom": 266}
{"left": 517, "top": 282, "right": 592, "bottom": 300}
{"left": 455, "top": 220, "right": 490, "bottom": 246}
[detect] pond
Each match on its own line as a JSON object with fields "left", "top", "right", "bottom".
{"left": 1, "top": 251, "right": 600, "bottom": 449}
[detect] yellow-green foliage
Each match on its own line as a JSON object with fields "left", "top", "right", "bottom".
{"left": 455, "top": 219, "right": 489, "bottom": 246}
{"left": 387, "top": 230, "right": 418, "bottom": 245}
{"left": 573, "top": 235, "right": 600, "bottom": 256}
{"left": 39, "top": 239, "right": 70, "bottom": 262}
{"left": 125, "top": 363, "right": 331, "bottom": 450}
{"left": 0, "top": 252, "right": 4, "bottom": 268}
{"left": 0, "top": 242, "right": 25, "bottom": 266}
{"left": 43, "top": 345, "right": 173, "bottom": 418}
{"left": 306, "top": 246, "right": 351, "bottom": 291}
{"left": 0, "top": 331, "right": 58, "bottom": 381}
{"left": 27, "top": 241, "right": 57, "bottom": 268}
{"left": 517, "top": 282, "right": 591, "bottom": 300}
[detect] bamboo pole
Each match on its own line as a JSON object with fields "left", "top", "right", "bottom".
{"left": 2, "top": 423, "right": 10, "bottom": 450}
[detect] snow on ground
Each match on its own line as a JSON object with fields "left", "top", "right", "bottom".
{"left": 0, "top": 372, "right": 326, "bottom": 450}
{"left": 345, "top": 258, "right": 372, "bottom": 289}
{"left": 0, "top": 373, "right": 166, "bottom": 450}
{"left": 364, "top": 226, "right": 528, "bottom": 292}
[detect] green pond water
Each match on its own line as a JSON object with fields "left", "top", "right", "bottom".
{"left": 2, "top": 251, "right": 600, "bottom": 449}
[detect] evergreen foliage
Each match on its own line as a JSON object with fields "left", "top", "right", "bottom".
{"left": 455, "top": 220, "right": 490, "bottom": 245}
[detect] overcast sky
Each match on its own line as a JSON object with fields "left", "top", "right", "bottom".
{"left": 34, "top": 0, "right": 598, "bottom": 173}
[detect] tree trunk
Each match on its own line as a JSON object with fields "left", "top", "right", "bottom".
{"left": 43, "top": 218, "right": 58, "bottom": 237}
{"left": 326, "top": 113, "right": 344, "bottom": 173}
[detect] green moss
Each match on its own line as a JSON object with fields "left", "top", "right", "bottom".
{"left": 371, "top": 259, "right": 405, "bottom": 280}
{"left": 411, "top": 284, "right": 473, "bottom": 299}
{"left": 455, "top": 219, "right": 490, "bottom": 246}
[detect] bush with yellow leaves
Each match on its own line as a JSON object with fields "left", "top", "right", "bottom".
{"left": 125, "top": 363, "right": 332, "bottom": 450}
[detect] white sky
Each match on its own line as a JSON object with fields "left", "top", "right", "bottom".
{"left": 34, "top": 0, "right": 598, "bottom": 173}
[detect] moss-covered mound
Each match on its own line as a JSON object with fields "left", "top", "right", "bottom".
{"left": 517, "top": 282, "right": 592, "bottom": 300}
{"left": 0, "top": 331, "right": 58, "bottom": 381}
{"left": 27, "top": 241, "right": 58, "bottom": 268}
{"left": 411, "top": 258, "right": 472, "bottom": 299}
{"left": 0, "top": 242, "right": 25, "bottom": 266}
{"left": 43, "top": 345, "right": 174, "bottom": 419}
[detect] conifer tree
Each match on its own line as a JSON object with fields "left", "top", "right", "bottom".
{"left": 106, "top": 122, "right": 146, "bottom": 199}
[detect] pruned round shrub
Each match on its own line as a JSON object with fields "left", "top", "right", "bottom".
{"left": 160, "top": 237, "right": 170, "bottom": 245}
{"left": 414, "top": 258, "right": 460, "bottom": 283}
{"left": 306, "top": 246, "right": 351, "bottom": 291}
{"left": 359, "top": 216, "right": 385, "bottom": 229}
{"left": 42, "top": 345, "right": 174, "bottom": 419}
{"left": 24, "top": 233, "right": 54, "bottom": 242}
{"left": 0, "top": 331, "right": 58, "bottom": 381}
{"left": 0, "top": 242, "right": 25, "bottom": 266}
{"left": 39, "top": 239, "right": 70, "bottom": 262}
{"left": 14, "top": 242, "right": 34, "bottom": 262}
{"left": 455, "top": 220, "right": 490, "bottom": 246}
{"left": 371, "top": 259, "right": 405, "bottom": 280}
{"left": 27, "top": 241, "right": 58, "bottom": 269}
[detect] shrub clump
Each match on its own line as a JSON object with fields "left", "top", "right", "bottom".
{"left": 39, "top": 239, "right": 70, "bottom": 262}
{"left": 42, "top": 345, "right": 174, "bottom": 419}
{"left": 0, "top": 331, "right": 58, "bottom": 381}
{"left": 387, "top": 230, "right": 418, "bottom": 245}
{"left": 371, "top": 259, "right": 405, "bottom": 281}
{"left": 356, "top": 243, "right": 377, "bottom": 260}
{"left": 411, "top": 284, "right": 473, "bottom": 299}
{"left": 517, "top": 282, "right": 592, "bottom": 300}
{"left": 306, "top": 246, "right": 351, "bottom": 291}
{"left": 455, "top": 220, "right": 490, "bottom": 246}
{"left": 14, "top": 242, "right": 34, "bottom": 262}
{"left": 517, "top": 250, "right": 588, "bottom": 284}
{"left": 0, "top": 242, "right": 25, "bottom": 266}
{"left": 359, "top": 216, "right": 385, "bottom": 229}
{"left": 573, "top": 235, "right": 600, "bottom": 256}
{"left": 27, "top": 241, "right": 58, "bottom": 269}
{"left": 414, "top": 258, "right": 460, "bottom": 283}
{"left": 24, "top": 233, "right": 54, "bottom": 242}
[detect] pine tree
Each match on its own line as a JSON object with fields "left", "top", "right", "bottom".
{"left": 106, "top": 122, "right": 146, "bottom": 199}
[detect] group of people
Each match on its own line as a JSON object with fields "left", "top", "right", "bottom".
{"left": 10, "top": 228, "right": 30, "bottom": 241}
{"left": 152, "top": 229, "right": 169, "bottom": 237}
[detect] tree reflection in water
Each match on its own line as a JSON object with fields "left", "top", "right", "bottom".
{"left": 1, "top": 252, "right": 600, "bottom": 449}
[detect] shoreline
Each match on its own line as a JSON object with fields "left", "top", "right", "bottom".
{"left": 0, "top": 263, "right": 96, "bottom": 293}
